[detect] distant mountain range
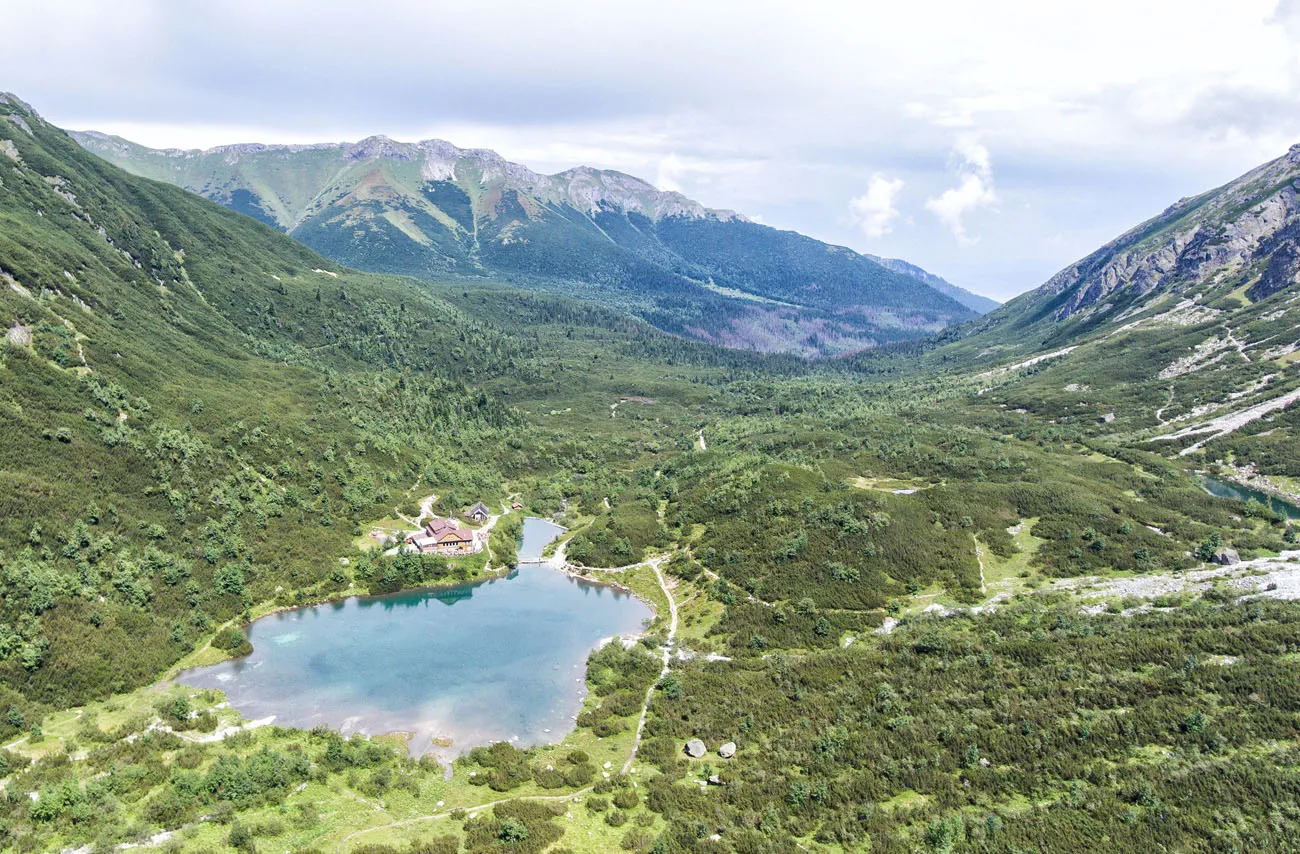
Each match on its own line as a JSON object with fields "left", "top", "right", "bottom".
{"left": 71, "top": 130, "right": 994, "bottom": 357}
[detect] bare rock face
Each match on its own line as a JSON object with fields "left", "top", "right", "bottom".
{"left": 1007, "top": 145, "right": 1300, "bottom": 324}
{"left": 685, "top": 738, "right": 706, "bottom": 758}
{"left": 718, "top": 742, "right": 737, "bottom": 758}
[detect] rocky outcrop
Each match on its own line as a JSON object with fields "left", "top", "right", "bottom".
{"left": 6, "top": 322, "right": 31, "bottom": 347}
{"left": 1020, "top": 144, "right": 1300, "bottom": 322}
{"left": 1213, "top": 547, "right": 1241, "bottom": 566}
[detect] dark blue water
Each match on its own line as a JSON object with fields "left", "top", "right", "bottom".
{"left": 1201, "top": 476, "right": 1300, "bottom": 520}
{"left": 179, "top": 548, "right": 649, "bottom": 757}
{"left": 519, "top": 517, "right": 566, "bottom": 560}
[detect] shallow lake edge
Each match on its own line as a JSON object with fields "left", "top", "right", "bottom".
{"left": 167, "top": 534, "right": 665, "bottom": 756}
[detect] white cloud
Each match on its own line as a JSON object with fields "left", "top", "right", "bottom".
{"left": 926, "top": 137, "right": 998, "bottom": 245}
{"left": 849, "top": 174, "right": 906, "bottom": 238}
{"left": 5, "top": 0, "right": 1298, "bottom": 300}
{"left": 656, "top": 153, "right": 686, "bottom": 192}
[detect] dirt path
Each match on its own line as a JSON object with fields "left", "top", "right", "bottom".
{"left": 974, "top": 538, "right": 988, "bottom": 594}
{"left": 696, "top": 429, "right": 707, "bottom": 451}
{"left": 395, "top": 493, "right": 438, "bottom": 528}
{"left": 623, "top": 557, "right": 676, "bottom": 774}
{"left": 1155, "top": 385, "right": 1175, "bottom": 424}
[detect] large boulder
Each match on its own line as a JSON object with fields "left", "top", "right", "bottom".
{"left": 685, "top": 738, "right": 706, "bottom": 758}
{"left": 718, "top": 742, "right": 736, "bottom": 758}
{"left": 1212, "top": 547, "right": 1241, "bottom": 566}
{"left": 5, "top": 322, "right": 31, "bottom": 348}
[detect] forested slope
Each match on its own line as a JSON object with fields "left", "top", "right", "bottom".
{"left": 0, "top": 95, "right": 1297, "bottom": 852}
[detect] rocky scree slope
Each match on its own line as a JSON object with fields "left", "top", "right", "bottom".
{"left": 935, "top": 143, "right": 1300, "bottom": 476}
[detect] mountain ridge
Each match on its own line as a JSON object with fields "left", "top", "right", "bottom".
{"left": 958, "top": 141, "right": 1300, "bottom": 352}
{"left": 71, "top": 125, "right": 990, "bottom": 357}
{"left": 70, "top": 130, "right": 751, "bottom": 227}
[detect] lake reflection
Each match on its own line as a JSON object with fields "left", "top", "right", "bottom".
{"left": 179, "top": 564, "right": 650, "bottom": 758}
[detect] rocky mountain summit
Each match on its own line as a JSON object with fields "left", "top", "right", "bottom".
{"left": 72, "top": 131, "right": 746, "bottom": 229}
{"left": 71, "top": 125, "right": 988, "bottom": 357}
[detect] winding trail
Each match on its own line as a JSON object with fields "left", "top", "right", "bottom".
{"left": 623, "top": 557, "right": 677, "bottom": 774}
{"left": 334, "top": 789, "right": 592, "bottom": 853}
{"left": 395, "top": 493, "right": 438, "bottom": 528}
{"left": 1155, "top": 385, "right": 1175, "bottom": 424}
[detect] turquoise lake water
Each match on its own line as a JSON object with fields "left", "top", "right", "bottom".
{"left": 1201, "top": 476, "right": 1300, "bottom": 520}
{"left": 519, "top": 517, "right": 566, "bottom": 559}
{"left": 179, "top": 519, "right": 649, "bottom": 757}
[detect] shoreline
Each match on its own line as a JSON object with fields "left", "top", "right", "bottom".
{"left": 1207, "top": 466, "right": 1300, "bottom": 511}
{"left": 170, "top": 533, "right": 660, "bottom": 760}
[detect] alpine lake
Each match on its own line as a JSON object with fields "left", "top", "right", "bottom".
{"left": 179, "top": 518, "right": 651, "bottom": 759}
{"left": 1201, "top": 475, "right": 1300, "bottom": 521}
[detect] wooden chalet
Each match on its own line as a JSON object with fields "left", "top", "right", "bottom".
{"left": 405, "top": 518, "right": 475, "bottom": 555}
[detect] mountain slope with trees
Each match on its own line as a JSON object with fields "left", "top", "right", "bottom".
{"left": 0, "top": 95, "right": 1297, "bottom": 852}
{"left": 71, "top": 130, "right": 987, "bottom": 357}
{"left": 930, "top": 144, "right": 1300, "bottom": 495}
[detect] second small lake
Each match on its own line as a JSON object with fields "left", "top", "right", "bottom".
{"left": 179, "top": 521, "right": 649, "bottom": 758}
{"left": 518, "top": 517, "right": 567, "bottom": 560}
{"left": 1201, "top": 475, "right": 1300, "bottom": 520}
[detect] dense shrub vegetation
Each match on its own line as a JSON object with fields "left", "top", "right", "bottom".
{"left": 2, "top": 97, "right": 1298, "bottom": 852}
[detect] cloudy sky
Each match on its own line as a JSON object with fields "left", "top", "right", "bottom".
{"left": 6, "top": 0, "right": 1300, "bottom": 300}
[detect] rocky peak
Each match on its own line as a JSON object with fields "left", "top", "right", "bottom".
{"left": 343, "top": 135, "right": 419, "bottom": 162}
{"left": 1024, "top": 143, "right": 1300, "bottom": 323}
{"left": 0, "top": 93, "right": 36, "bottom": 115}
{"left": 71, "top": 123, "right": 748, "bottom": 222}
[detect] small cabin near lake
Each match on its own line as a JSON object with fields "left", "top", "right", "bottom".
{"left": 467, "top": 502, "right": 491, "bottom": 523}
{"left": 406, "top": 518, "right": 475, "bottom": 555}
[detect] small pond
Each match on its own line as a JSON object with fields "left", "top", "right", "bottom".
{"left": 518, "top": 517, "right": 567, "bottom": 560}
{"left": 179, "top": 520, "right": 649, "bottom": 758}
{"left": 1201, "top": 475, "right": 1300, "bottom": 521}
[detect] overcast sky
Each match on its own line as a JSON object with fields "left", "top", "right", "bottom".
{"left": 6, "top": 0, "right": 1300, "bottom": 300}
